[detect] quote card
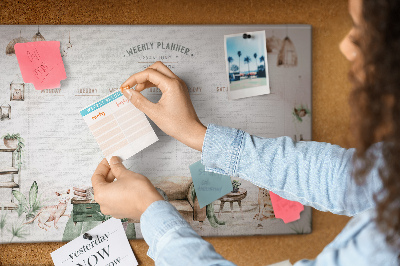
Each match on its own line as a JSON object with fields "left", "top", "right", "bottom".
{"left": 80, "top": 91, "right": 158, "bottom": 162}
{"left": 189, "top": 160, "right": 233, "bottom": 208}
{"left": 51, "top": 218, "right": 138, "bottom": 266}
{"left": 14, "top": 41, "right": 66, "bottom": 90}
{"left": 269, "top": 191, "right": 304, "bottom": 223}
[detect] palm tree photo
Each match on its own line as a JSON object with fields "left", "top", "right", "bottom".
{"left": 244, "top": 56, "right": 251, "bottom": 78}
{"left": 259, "top": 55, "right": 265, "bottom": 65}
{"left": 253, "top": 53, "right": 258, "bottom": 75}
{"left": 227, "top": 56, "right": 234, "bottom": 73}
{"left": 237, "top": 51, "right": 242, "bottom": 77}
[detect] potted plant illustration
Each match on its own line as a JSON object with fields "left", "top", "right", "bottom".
{"left": 293, "top": 105, "right": 311, "bottom": 122}
{"left": 2, "top": 133, "right": 24, "bottom": 170}
{"left": 12, "top": 181, "right": 42, "bottom": 220}
{"left": 231, "top": 180, "right": 241, "bottom": 193}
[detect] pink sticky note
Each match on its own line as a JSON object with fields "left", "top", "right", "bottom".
{"left": 270, "top": 191, "right": 304, "bottom": 223}
{"left": 14, "top": 41, "right": 66, "bottom": 90}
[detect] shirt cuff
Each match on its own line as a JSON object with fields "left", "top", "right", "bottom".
{"left": 140, "top": 200, "right": 191, "bottom": 260}
{"left": 201, "top": 124, "right": 245, "bottom": 176}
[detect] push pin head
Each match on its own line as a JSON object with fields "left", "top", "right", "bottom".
{"left": 243, "top": 33, "right": 251, "bottom": 39}
{"left": 83, "top": 233, "right": 93, "bottom": 240}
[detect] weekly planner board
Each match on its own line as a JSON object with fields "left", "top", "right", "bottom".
{"left": 0, "top": 25, "right": 312, "bottom": 243}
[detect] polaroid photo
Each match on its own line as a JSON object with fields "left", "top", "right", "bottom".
{"left": 224, "top": 30, "right": 270, "bottom": 100}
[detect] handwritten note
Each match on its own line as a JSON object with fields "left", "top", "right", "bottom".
{"left": 51, "top": 218, "right": 138, "bottom": 266}
{"left": 189, "top": 160, "right": 233, "bottom": 208}
{"left": 269, "top": 191, "right": 304, "bottom": 223}
{"left": 80, "top": 91, "right": 158, "bottom": 162}
{"left": 14, "top": 41, "right": 66, "bottom": 90}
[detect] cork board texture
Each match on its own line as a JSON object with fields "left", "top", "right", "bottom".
{"left": 0, "top": 0, "right": 352, "bottom": 265}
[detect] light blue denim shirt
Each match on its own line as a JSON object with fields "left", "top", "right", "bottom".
{"left": 140, "top": 124, "right": 399, "bottom": 265}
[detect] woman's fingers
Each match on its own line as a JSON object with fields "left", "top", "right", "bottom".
{"left": 105, "top": 169, "right": 115, "bottom": 183}
{"left": 121, "top": 89, "right": 159, "bottom": 118}
{"left": 91, "top": 159, "right": 111, "bottom": 197}
{"left": 121, "top": 68, "right": 173, "bottom": 93}
{"left": 147, "top": 61, "right": 177, "bottom": 79}
{"left": 135, "top": 81, "right": 157, "bottom": 92}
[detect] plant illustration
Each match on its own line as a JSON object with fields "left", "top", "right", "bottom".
{"left": 12, "top": 181, "right": 43, "bottom": 220}
{"left": 189, "top": 184, "right": 225, "bottom": 228}
{"left": 231, "top": 180, "right": 241, "bottom": 193}
{"left": 9, "top": 221, "right": 28, "bottom": 242}
{"left": 0, "top": 208, "right": 7, "bottom": 238}
{"left": 206, "top": 202, "right": 225, "bottom": 227}
{"left": 2, "top": 133, "right": 25, "bottom": 170}
{"left": 292, "top": 105, "right": 311, "bottom": 122}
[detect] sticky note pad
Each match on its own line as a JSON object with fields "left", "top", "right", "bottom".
{"left": 14, "top": 41, "right": 66, "bottom": 90}
{"left": 189, "top": 160, "right": 233, "bottom": 208}
{"left": 51, "top": 218, "right": 138, "bottom": 266}
{"left": 80, "top": 91, "right": 158, "bottom": 162}
{"left": 269, "top": 191, "right": 304, "bottom": 223}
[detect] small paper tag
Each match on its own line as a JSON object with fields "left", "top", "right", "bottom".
{"left": 269, "top": 192, "right": 304, "bottom": 223}
{"left": 189, "top": 160, "right": 233, "bottom": 208}
{"left": 51, "top": 218, "right": 138, "bottom": 266}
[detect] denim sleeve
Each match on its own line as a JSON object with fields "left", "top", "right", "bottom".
{"left": 201, "top": 124, "right": 383, "bottom": 216}
{"left": 140, "top": 200, "right": 236, "bottom": 266}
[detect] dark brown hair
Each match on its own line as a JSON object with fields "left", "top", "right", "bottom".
{"left": 349, "top": 0, "right": 400, "bottom": 255}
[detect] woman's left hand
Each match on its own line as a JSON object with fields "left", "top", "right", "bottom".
{"left": 91, "top": 157, "right": 164, "bottom": 220}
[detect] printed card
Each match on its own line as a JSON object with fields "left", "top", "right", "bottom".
{"left": 51, "top": 218, "right": 138, "bottom": 266}
{"left": 189, "top": 160, "right": 233, "bottom": 208}
{"left": 80, "top": 91, "right": 158, "bottom": 162}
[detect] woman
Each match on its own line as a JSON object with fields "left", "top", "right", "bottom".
{"left": 91, "top": 0, "right": 400, "bottom": 264}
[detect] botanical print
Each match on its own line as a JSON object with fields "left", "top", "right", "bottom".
{"left": 0, "top": 25, "right": 311, "bottom": 243}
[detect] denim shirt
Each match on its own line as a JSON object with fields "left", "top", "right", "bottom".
{"left": 140, "top": 124, "right": 399, "bottom": 265}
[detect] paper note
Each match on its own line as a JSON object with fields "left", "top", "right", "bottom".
{"left": 51, "top": 218, "right": 138, "bottom": 266}
{"left": 80, "top": 91, "right": 158, "bottom": 162}
{"left": 269, "top": 191, "right": 304, "bottom": 223}
{"left": 189, "top": 160, "right": 233, "bottom": 208}
{"left": 14, "top": 41, "right": 66, "bottom": 90}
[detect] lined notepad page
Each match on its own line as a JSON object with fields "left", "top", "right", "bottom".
{"left": 80, "top": 91, "right": 158, "bottom": 162}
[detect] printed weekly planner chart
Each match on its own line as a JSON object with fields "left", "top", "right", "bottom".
{"left": 0, "top": 25, "right": 312, "bottom": 243}
{"left": 80, "top": 91, "right": 158, "bottom": 162}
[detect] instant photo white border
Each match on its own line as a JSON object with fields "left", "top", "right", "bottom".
{"left": 224, "top": 30, "right": 270, "bottom": 100}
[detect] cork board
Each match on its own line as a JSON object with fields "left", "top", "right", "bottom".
{"left": 0, "top": 0, "right": 352, "bottom": 265}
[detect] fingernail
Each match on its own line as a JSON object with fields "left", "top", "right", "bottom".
{"left": 120, "top": 85, "right": 129, "bottom": 92}
{"left": 124, "top": 89, "right": 133, "bottom": 100}
{"left": 110, "top": 156, "right": 122, "bottom": 165}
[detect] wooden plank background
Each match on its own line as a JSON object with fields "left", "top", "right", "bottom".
{"left": 0, "top": 0, "right": 352, "bottom": 265}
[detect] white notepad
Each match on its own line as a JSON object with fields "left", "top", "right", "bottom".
{"left": 80, "top": 91, "right": 158, "bottom": 162}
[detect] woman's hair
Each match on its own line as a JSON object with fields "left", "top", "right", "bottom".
{"left": 349, "top": 0, "right": 400, "bottom": 254}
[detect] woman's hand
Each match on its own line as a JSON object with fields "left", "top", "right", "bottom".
{"left": 91, "top": 157, "right": 164, "bottom": 220}
{"left": 120, "top": 61, "right": 206, "bottom": 151}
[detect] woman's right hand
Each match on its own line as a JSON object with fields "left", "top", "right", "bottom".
{"left": 120, "top": 61, "right": 207, "bottom": 151}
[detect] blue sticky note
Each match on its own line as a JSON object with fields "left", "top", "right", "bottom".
{"left": 189, "top": 160, "right": 233, "bottom": 208}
